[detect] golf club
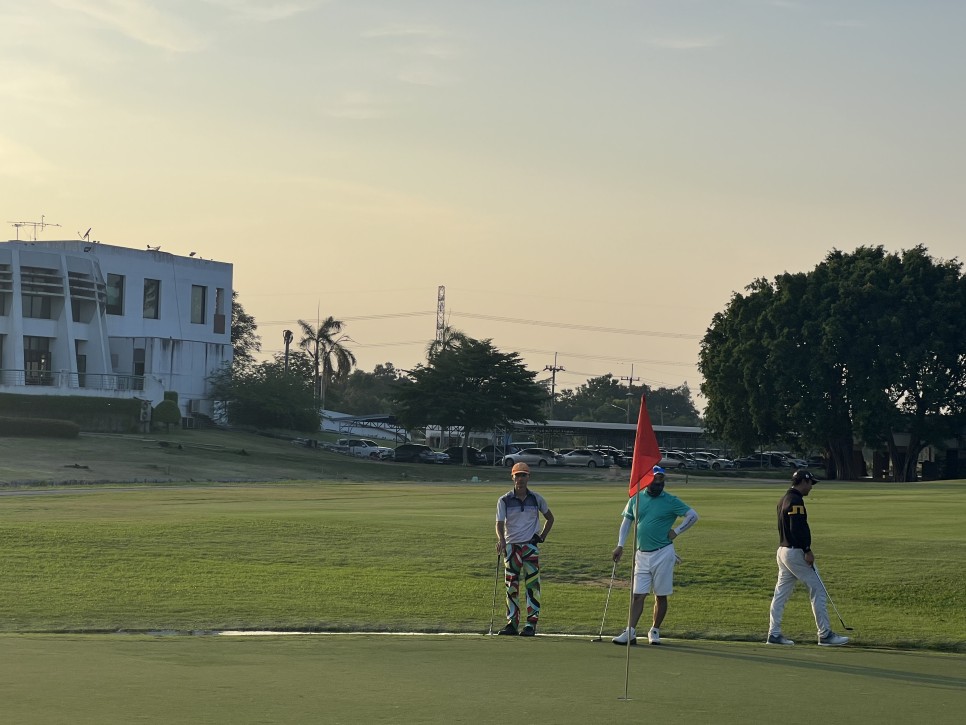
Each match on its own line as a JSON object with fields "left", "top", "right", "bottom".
{"left": 487, "top": 552, "right": 502, "bottom": 635}
{"left": 592, "top": 561, "right": 618, "bottom": 642}
{"left": 813, "top": 565, "right": 854, "bottom": 631}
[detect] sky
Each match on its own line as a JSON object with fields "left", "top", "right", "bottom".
{"left": 3, "top": 0, "right": 965, "bottom": 408}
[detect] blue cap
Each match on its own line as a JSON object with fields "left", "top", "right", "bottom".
{"left": 652, "top": 466, "right": 666, "bottom": 475}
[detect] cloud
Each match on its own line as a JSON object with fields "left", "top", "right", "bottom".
{"left": 201, "top": 0, "right": 324, "bottom": 23}
{"left": 324, "top": 91, "right": 393, "bottom": 120}
{"left": 648, "top": 35, "right": 722, "bottom": 50}
{"left": 52, "top": 0, "right": 206, "bottom": 52}
{"left": 397, "top": 65, "right": 457, "bottom": 87}
{"left": 361, "top": 24, "right": 448, "bottom": 39}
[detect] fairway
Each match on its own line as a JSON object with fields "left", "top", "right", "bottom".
{"left": 1, "top": 633, "right": 964, "bottom": 724}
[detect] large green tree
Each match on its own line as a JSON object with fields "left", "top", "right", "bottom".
{"left": 700, "top": 245, "right": 966, "bottom": 481}
{"left": 327, "top": 363, "right": 406, "bottom": 415}
{"left": 393, "top": 338, "right": 548, "bottom": 459}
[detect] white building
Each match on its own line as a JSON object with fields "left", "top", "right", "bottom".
{"left": 0, "top": 240, "right": 232, "bottom": 419}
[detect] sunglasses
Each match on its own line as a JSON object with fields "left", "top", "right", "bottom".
{"left": 513, "top": 473, "right": 530, "bottom": 478}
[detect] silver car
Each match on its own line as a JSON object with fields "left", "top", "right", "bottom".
{"left": 501, "top": 448, "right": 562, "bottom": 467}
{"left": 560, "top": 448, "right": 608, "bottom": 468}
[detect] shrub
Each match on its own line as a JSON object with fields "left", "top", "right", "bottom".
{"left": 0, "top": 416, "right": 81, "bottom": 438}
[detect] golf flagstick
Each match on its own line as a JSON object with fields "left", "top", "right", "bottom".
{"left": 619, "top": 491, "right": 640, "bottom": 701}
{"left": 618, "top": 394, "right": 662, "bottom": 702}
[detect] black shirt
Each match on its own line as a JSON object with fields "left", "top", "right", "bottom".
{"left": 777, "top": 487, "right": 811, "bottom": 552}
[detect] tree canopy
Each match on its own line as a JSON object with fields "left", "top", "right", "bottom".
{"left": 553, "top": 374, "right": 700, "bottom": 426}
{"left": 393, "top": 338, "right": 548, "bottom": 440}
{"left": 699, "top": 245, "right": 966, "bottom": 481}
{"left": 230, "top": 291, "right": 261, "bottom": 372}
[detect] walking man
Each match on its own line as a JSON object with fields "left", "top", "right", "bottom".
{"left": 495, "top": 462, "right": 554, "bottom": 636}
{"left": 612, "top": 466, "right": 699, "bottom": 645}
{"left": 767, "top": 469, "right": 849, "bottom": 646}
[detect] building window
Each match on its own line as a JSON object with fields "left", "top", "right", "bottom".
{"left": 214, "top": 287, "right": 226, "bottom": 334}
{"left": 191, "top": 285, "right": 206, "bottom": 324}
{"left": 106, "top": 273, "right": 124, "bottom": 315}
{"left": 22, "top": 295, "right": 52, "bottom": 319}
{"left": 0, "top": 293, "right": 6, "bottom": 316}
{"left": 24, "top": 336, "right": 53, "bottom": 386}
{"left": 143, "top": 278, "right": 161, "bottom": 319}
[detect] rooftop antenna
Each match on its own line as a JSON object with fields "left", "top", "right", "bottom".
{"left": 77, "top": 227, "right": 92, "bottom": 241}
{"left": 7, "top": 214, "right": 61, "bottom": 241}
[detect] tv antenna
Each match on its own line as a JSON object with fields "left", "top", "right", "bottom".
{"left": 77, "top": 227, "right": 92, "bottom": 241}
{"left": 7, "top": 215, "right": 61, "bottom": 241}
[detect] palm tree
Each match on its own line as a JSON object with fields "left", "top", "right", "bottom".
{"left": 426, "top": 325, "right": 469, "bottom": 361}
{"left": 297, "top": 317, "right": 357, "bottom": 411}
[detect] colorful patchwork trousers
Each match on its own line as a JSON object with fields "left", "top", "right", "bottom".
{"left": 504, "top": 542, "right": 541, "bottom": 627}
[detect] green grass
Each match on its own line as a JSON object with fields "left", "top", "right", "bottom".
{"left": 1, "top": 479, "right": 964, "bottom": 651}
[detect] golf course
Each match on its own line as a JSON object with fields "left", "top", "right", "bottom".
{"left": 1, "top": 431, "right": 964, "bottom": 723}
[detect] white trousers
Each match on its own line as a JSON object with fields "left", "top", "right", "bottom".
{"left": 768, "top": 547, "right": 831, "bottom": 637}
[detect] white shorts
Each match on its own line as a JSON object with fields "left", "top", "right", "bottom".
{"left": 633, "top": 544, "right": 677, "bottom": 596}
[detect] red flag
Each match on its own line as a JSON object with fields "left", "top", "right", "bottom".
{"left": 627, "top": 394, "right": 662, "bottom": 498}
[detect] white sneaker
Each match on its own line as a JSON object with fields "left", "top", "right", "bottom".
{"left": 612, "top": 627, "right": 637, "bottom": 645}
{"left": 818, "top": 631, "right": 850, "bottom": 647}
{"left": 647, "top": 627, "right": 661, "bottom": 645}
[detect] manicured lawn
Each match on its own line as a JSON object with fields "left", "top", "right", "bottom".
{"left": 1, "top": 479, "right": 963, "bottom": 651}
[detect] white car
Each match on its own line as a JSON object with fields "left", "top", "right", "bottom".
{"left": 337, "top": 438, "right": 394, "bottom": 460}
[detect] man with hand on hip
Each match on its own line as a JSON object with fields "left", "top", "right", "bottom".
{"left": 767, "top": 469, "right": 849, "bottom": 647}
{"left": 612, "top": 466, "right": 699, "bottom": 646}
{"left": 495, "top": 462, "right": 554, "bottom": 637}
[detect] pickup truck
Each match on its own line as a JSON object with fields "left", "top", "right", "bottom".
{"left": 336, "top": 438, "right": 394, "bottom": 460}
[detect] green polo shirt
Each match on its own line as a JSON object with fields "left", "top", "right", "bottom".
{"left": 622, "top": 491, "right": 692, "bottom": 551}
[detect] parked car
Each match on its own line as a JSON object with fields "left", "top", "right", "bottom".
{"left": 337, "top": 438, "right": 394, "bottom": 460}
{"left": 560, "top": 448, "right": 608, "bottom": 468}
{"left": 690, "top": 451, "right": 735, "bottom": 470}
{"left": 659, "top": 450, "right": 696, "bottom": 469}
{"left": 589, "top": 446, "right": 630, "bottom": 467}
{"left": 443, "top": 446, "right": 487, "bottom": 465}
{"left": 733, "top": 453, "right": 789, "bottom": 469}
{"left": 480, "top": 444, "right": 523, "bottom": 465}
{"left": 393, "top": 444, "right": 449, "bottom": 464}
{"left": 501, "top": 448, "right": 561, "bottom": 467}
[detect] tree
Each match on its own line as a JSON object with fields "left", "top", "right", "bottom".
{"left": 393, "top": 338, "right": 548, "bottom": 458}
{"left": 426, "top": 325, "right": 469, "bottom": 361}
{"left": 153, "top": 399, "right": 181, "bottom": 432}
{"left": 297, "top": 317, "right": 357, "bottom": 410}
{"left": 208, "top": 359, "right": 320, "bottom": 431}
{"left": 700, "top": 245, "right": 966, "bottom": 481}
{"left": 552, "top": 375, "right": 701, "bottom": 426}
{"left": 327, "top": 363, "right": 406, "bottom": 415}
{"left": 231, "top": 291, "right": 261, "bottom": 372}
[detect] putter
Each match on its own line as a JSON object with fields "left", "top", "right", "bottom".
{"left": 592, "top": 561, "right": 618, "bottom": 642}
{"left": 814, "top": 565, "right": 854, "bottom": 631}
{"left": 487, "top": 552, "right": 502, "bottom": 635}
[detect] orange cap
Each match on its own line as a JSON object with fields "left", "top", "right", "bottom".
{"left": 511, "top": 462, "right": 531, "bottom": 475}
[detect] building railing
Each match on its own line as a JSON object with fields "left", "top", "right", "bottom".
{"left": 0, "top": 369, "right": 145, "bottom": 392}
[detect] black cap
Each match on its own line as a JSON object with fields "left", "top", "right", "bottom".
{"left": 792, "top": 469, "right": 819, "bottom": 485}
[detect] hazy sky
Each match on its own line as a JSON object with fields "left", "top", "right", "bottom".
{"left": 4, "top": 1, "right": 965, "bottom": 405}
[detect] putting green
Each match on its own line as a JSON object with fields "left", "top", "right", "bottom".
{"left": 1, "top": 634, "right": 963, "bottom": 724}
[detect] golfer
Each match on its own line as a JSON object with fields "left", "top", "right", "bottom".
{"left": 766, "top": 469, "right": 849, "bottom": 646}
{"left": 495, "top": 462, "right": 554, "bottom": 636}
{"left": 612, "top": 466, "right": 699, "bottom": 645}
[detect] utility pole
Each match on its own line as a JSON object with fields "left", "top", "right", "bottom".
{"left": 543, "top": 353, "right": 565, "bottom": 418}
{"left": 619, "top": 364, "right": 639, "bottom": 424}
